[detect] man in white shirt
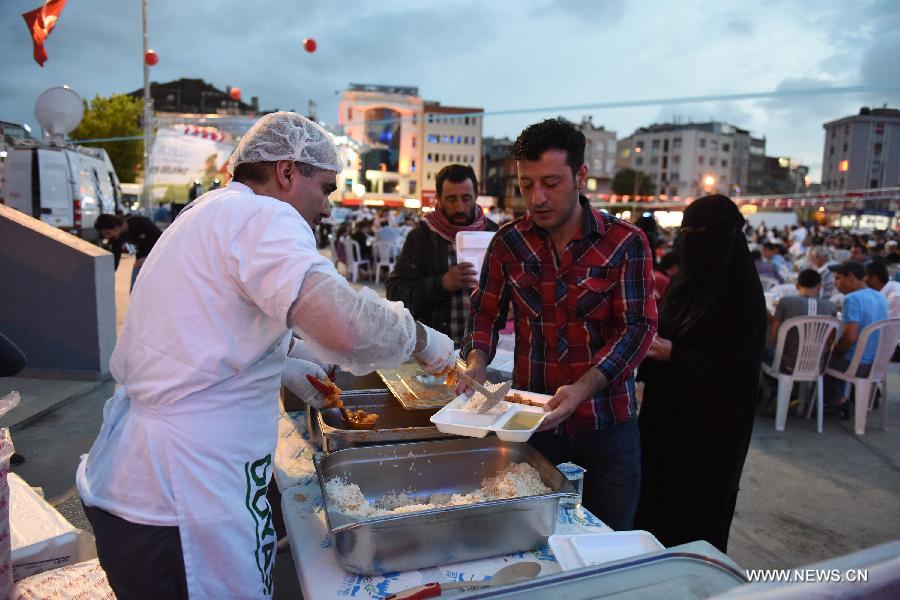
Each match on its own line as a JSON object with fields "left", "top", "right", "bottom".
{"left": 865, "top": 260, "right": 900, "bottom": 318}
{"left": 76, "top": 112, "right": 454, "bottom": 599}
{"left": 809, "top": 246, "right": 837, "bottom": 298}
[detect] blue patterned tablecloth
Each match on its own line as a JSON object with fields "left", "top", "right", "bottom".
{"left": 274, "top": 408, "right": 611, "bottom": 600}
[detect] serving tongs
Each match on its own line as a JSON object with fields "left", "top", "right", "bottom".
{"left": 453, "top": 360, "right": 512, "bottom": 414}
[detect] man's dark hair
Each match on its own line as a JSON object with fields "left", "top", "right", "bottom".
{"left": 435, "top": 164, "right": 478, "bottom": 198}
{"left": 94, "top": 213, "right": 124, "bottom": 231}
{"left": 852, "top": 242, "right": 869, "bottom": 255}
{"left": 749, "top": 249, "right": 762, "bottom": 261}
{"left": 797, "top": 268, "right": 821, "bottom": 289}
{"left": 866, "top": 261, "right": 889, "bottom": 284}
{"left": 512, "top": 119, "right": 586, "bottom": 176}
{"left": 233, "top": 160, "right": 325, "bottom": 184}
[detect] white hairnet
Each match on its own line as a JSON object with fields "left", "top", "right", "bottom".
{"left": 227, "top": 111, "right": 342, "bottom": 174}
{"left": 289, "top": 267, "right": 417, "bottom": 375}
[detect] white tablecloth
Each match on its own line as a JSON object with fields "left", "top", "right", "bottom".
{"left": 274, "top": 409, "right": 611, "bottom": 600}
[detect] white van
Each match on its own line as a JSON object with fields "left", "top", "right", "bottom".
{"left": 1, "top": 139, "right": 121, "bottom": 240}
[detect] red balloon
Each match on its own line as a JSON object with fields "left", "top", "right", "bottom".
{"left": 230, "top": 87, "right": 242, "bottom": 101}
{"left": 303, "top": 38, "right": 317, "bottom": 53}
{"left": 144, "top": 49, "right": 159, "bottom": 66}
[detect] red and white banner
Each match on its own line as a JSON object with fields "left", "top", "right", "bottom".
{"left": 148, "top": 127, "right": 234, "bottom": 185}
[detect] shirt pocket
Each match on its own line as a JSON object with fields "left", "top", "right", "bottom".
{"left": 572, "top": 266, "right": 619, "bottom": 321}
{"left": 506, "top": 262, "right": 542, "bottom": 320}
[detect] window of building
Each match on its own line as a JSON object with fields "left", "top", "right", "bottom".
{"left": 635, "top": 157, "right": 644, "bottom": 166}
{"left": 426, "top": 172, "right": 431, "bottom": 179}
{"left": 829, "top": 145, "right": 834, "bottom": 155}
{"left": 412, "top": 136, "right": 416, "bottom": 148}
{"left": 871, "top": 179, "right": 879, "bottom": 188}
{"left": 699, "top": 139, "right": 706, "bottom": 148}
{"left": 652, "top": 139, "right": 661, "bottom": 149}
{"left": 698, "top": 156, "right": 704, "bottom": 164}
{"left": 427, "top": 114, "right": 434, "bottom": 123}
{"left": 721, "top": 159, "right": 728, "bottom": 167}
{"left": 650, "top": 156, "right": 659, "bottom": 165}
{"left": 347, "top": 108, "right": 353, "bottom": 120}
{"left": 874, "top": 142, "right": 883, "bottom": 155}
{"left": 843, "top": 142, "right": 848, "bottom": 152}
{"left": 661, "top": 172, "right": 667, "bottom": 181}
{"left": 663, "top": 139, "right": 669, "bottom": 152}
{"left": 409, "top": 181, "right": 417, "bottom": 194}
{"left": 464, "top": 116, "right": 470, "bottom": 125}
{"left": 722, "top": 143, "right": 730, "bottom": 152}
{"left": 427, "top": 153, "right": 433, "bottom": 162}
{"left": 412, "top": 114, "right": 418, "bottom": 125}
{"left": 671, "top": 187, "right": 678, "bottom": 196}
{"left": 672, "top": 155, "right": 680, "bottom": 164}
{"left": 875, "top": 123, "right": 885, "bottom": 135}
{"left": 411, "top": 159, "right": 416, "bottom": 171}
{"left": 662, "top": 156, "right": 668, "bottom": 169}
{"left": 710, "top": 140, "right": 718, "bottom": 150}
{"left": 427, "top": 134, "right": 439, "bottom": 143}
{"left": 672, "top": 137, "right": 682, "bottom": 149}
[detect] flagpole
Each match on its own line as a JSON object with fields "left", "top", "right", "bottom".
{"left": 141, "top": 0, "right": 152, "bottom": 214}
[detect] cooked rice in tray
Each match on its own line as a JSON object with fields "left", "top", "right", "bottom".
{"left": 324, "top": 462, "right": 551, "bottom": 519}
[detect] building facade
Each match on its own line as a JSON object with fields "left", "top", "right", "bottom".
{"left": 338, "top": 84, "right": 483, "bottom": 204}
{"left": 620, "top": 121, "right": 765, "bottom": 198}
{"left": 821, "top": 107, "right": 900, "bottom": 192}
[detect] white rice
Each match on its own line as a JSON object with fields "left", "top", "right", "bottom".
{"left": 325, "top": 462, "right": 551, "bottom": 519}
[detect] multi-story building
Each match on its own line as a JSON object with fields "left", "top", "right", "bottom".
{"left": 821, "top": 107, "right": 900, "bottom": 191}
{"left": 338, "top": 84, "right": 483, "bottom": 204}
{"left": 572, "top": 116, "right": 617, "bottom": 195}
{"left": 481, "top": 137, "right": 521, "bottom": 209}
{"left": 758, "top": 157, "right": 810, "bottom": 195}
{"left": 620, "top": 121, "right": 765, "bottom": 198}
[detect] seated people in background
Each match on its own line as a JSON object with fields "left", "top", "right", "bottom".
{"left": 850, "top": 242, "right": 869, "bottom": 264}
{"left": 752, "top": 249, "right": 783, "bottom": 284}
{"left": 350, "top": 219, "right": 374, "bottom": 262}
{"left": 95, "top": 213, "right": 162, "bottom": 291}
{"left": 885, "top": 240, "right": 900, "bottom": 264}
{"left": 766, "top": 269, "right": 837, "bottom": 372}
{"left": 824, "top": 261, "right": 888, "bottom": 411}
{"left": 864, "top": 260, "right": 900, "bottom": 319}
{"left": 808, "top": 246, "right": 837, "bottom": 298}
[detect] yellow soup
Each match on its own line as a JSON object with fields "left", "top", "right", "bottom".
{"left": 503, "top": 412, "right": 542, "bottom": 430}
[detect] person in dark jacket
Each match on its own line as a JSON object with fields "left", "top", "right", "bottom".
{"left": 95, "top": 213, "right": 163, "bottom": 291}
{"left": 386, "top": 164, "right": 498, "bottom": 347}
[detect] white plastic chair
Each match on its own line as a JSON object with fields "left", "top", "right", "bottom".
{"left": 342, "top": 238, "right": 371, "bottom": 283}
{"left": 769, "top": 283, "right": 797, "bottom": 298}
{"left": 825, "top": 318, "right": 900, "bottom": 435}
{"left": 761, "top": 315, "right": 840, "bottom": 433}
{"left": 760, "top": 275, "right": 779, "bottom": 291}
{"left": 327, "top": 234, "right": 340, "bottom": 268}
{"left": 373, "top": 241, "right": 397, "bottom": 285}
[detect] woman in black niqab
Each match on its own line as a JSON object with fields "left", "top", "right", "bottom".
{"left": 635, "top": 195, "right": 767, "bottom": 553}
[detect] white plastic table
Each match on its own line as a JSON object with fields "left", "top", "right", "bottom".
{"left": 273, "top": 409, "right": 611, "bottom": 600}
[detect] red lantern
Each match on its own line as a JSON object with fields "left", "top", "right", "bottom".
{"left": 144, "top": 49, "right": 159, "bottom": 66}
{"left": 303, "top": 38, "right": 317, "bottom": 53}
{"left": 230, "top": 87, "right": 241, "bottom": 101}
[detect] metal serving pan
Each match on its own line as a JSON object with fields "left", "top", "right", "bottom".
{"left": 313, "top": 391, "right": 455, "bottom": 453}
{"left": 314, "top": 436, "right": 578, "bottom": 575}
{"left": 376, "top": 361, "right": 458, "bottom": 410}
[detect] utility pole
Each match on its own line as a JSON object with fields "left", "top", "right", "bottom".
{"left": 141, "top": 0, "right": 153, "bottom": 214}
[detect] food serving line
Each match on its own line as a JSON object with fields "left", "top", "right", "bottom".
{"left": 273, "top": 364, "right": 748, "bottom": 599}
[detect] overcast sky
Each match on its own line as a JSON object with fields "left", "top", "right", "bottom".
{"left": 2, "top": 0, "right": 898, "bottom": 181}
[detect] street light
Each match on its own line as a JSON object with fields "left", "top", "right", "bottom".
{"left": 702, "top": 174, "right": 716, "bottom": 194}
{"left": 632, "top": 146, "right": 642, "bottom": 220}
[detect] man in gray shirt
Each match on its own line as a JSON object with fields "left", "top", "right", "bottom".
{"left": 767, "top": 268, "right": 838, "bottom": 372}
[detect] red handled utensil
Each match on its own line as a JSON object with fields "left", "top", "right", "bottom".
{"left": 384, "top": 562, "right": 540, "bottom": 599}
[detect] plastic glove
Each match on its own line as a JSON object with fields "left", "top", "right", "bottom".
{"left": 412, "top": 323, "right": 455, "bottom": 375}
{"left": 288, "top": 338, "right": 336, "bottom": 376}
{"left": 282, "top": 357, "right": 331, "bottom": 408}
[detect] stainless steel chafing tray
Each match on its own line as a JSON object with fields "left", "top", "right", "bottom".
{"left": 312, "top": 391, "right": 455, "bottom": 453}
{"left": 314, "top": 436, "right": 578, "bottom": 575}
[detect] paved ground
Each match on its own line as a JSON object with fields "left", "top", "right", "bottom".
{"left": 3, "top": 249, "right": 898, "bottom": 598}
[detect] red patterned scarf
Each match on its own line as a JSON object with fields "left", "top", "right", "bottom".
{"left": 423, "top": 207, "right": 488, "bottom": 243}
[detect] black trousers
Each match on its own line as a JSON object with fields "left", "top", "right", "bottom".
{"left": 83, "top": 504, "right": 189, "bottom": 599}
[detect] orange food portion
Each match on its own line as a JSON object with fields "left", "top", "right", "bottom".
{"left": 505, "top": 393, "right": 533, "bottom": 406}
{"left": 346, "top": 409, "right": 379, "bottom": 430}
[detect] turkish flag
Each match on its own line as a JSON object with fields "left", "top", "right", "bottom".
{"left": 22, "top": 0, "right": 67, "bottom": 67}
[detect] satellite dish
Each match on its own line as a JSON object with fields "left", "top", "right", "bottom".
{"left": 34, "top": 85, "right": 84, "bottom": 143}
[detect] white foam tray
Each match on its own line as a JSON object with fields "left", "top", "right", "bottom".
{"left": 430, "top": 389, "right": 551, "bottom": 442}
{"left": 548, "top": 531, "right": 664, "bottom": 571}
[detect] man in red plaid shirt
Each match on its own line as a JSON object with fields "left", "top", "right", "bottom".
{"left": 458, "top": 119, "right": 658, "bottom": 529}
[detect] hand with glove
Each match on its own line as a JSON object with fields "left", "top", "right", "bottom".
{"left": 282, "top": 357, "right": 340, "bottom": 409}
{"left": 412, "top": 322, "right": 455, "bottom": 376}
{"left": 288, "top": 337, "right": 336, "bottom": 378}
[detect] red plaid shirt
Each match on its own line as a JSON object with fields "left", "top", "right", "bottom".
{"left": 462, "top": 198, "right": 658, "bottom": 435}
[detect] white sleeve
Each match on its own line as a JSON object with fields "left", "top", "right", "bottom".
{"left": 228, "top": 203, "right": 330, "bottom": 323}
{"left": 289, "top": 266, "right": 417, "bottom": 375}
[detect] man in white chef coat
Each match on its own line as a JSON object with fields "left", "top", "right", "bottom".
{"left": 76, "top": 112, "right": 454, "bottom": 599}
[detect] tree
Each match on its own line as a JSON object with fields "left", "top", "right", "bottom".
{"left": 611, "top": 168, "right": 656, "bottom": 196}
{"left": 71, "top": 94, "right": 143, "bottom": 183}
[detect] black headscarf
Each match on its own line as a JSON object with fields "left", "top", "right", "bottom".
{"left": 659, "top": 195, "right": 758, "bottom": 340}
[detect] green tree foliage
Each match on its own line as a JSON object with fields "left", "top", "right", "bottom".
{"left": 71, "top": 94, "right": 143, "bottom": 183}
{"left": 611, "top": 168, "right": 656, "bottom": 196}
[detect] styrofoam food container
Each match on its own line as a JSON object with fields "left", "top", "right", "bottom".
{"left": 548, "top": 530, "right": 664, "bottom": 571}
{"left": 430, "top": 391, "right": 550, "bottom": 442}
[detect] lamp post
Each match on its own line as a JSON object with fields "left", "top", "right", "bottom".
{"left": 141, "top": 0, "right": 152, "bottom": 214}
{"left": 702, "top": 174, "right": 716, "bottom": 196}
{"left": 632, "top": 145, "right": 642, "bottom": 220}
